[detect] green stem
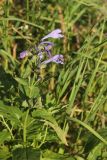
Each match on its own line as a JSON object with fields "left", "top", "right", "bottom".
{"left": 26, "top": 0, "right": 29, "bottom": 21}
{"left": 38, "top": 126, "right": 48, "bottom": 148}
{"left": 23, "top": 109, "right": 29, "bottom": 144}
{"left": 0, "top": 115, "right": 14, "bottom": 139}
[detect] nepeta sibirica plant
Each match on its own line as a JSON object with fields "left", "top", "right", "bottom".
{"left": 19, "top": 29, "right": 64, "bottom": 65}
{"left": 17, "top": 29, "right": 64, "bottom": 105}
{"left": 1, "top": 0, "right": 107, "bottom": 159}
{"left": 8, "top": 29, "right": 63, "bottom": 112}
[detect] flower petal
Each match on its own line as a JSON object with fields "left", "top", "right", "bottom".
{"left": 19, "top": 50, "right": 28, "bottom": 59}
{"left": 38, "top": 52, "right": 43, "bottom": 60}
{"left": 37, "top": 41, "right": 54, "bottom": 58}
{"left": 41, "top": 54, "right": 64, "bottom": 65}
{"left": 41, "top": 29, "right": 64, "bottom": 41}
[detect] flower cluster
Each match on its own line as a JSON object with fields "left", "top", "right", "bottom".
{"left": 19, "top": 29, "right": 64, "bottom": 65}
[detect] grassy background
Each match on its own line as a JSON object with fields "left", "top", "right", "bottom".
{"left": 0, "top": 0, "right": 107, "bottom": 159}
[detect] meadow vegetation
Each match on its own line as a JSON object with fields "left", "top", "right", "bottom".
{"left": 0, "top": 0, "right": 107, "bottom": 159}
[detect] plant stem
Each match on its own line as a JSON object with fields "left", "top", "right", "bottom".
{"left": 23, "top": 109, "right": 29, "bottom": 144}
{"left": 0, "top": 115, "right": 14, "bottom": 139}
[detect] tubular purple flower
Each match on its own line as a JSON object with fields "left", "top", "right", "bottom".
{"left": 19, "top": 29, "right": 64, "bottom": 64}
{"left": 38, "top": 52, "right": 43, "bottom": 60}
{"left": 38, "top": 41, "right": 54, "bottom": 58}
{"left": 41, "top": 29, "right": 64, "bottom": 41}
{"left": 41, "top": 54, "right": 64, "bottom": 65}
{"left": 19, "top": 50, "right": 28, "bottom": 59}
{"left": 39, "top": 41, "right": 54, "bottom": 52}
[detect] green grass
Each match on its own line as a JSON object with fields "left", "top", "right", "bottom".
{"left": 0, "top": 0, "right": 107, "bottom": 159}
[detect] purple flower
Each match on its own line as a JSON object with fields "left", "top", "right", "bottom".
{"left": 41, "top": 54, "right": 64, "bottom": 65}
{"left": 19, "top": 29, "right": 64, "bottom": 64}
{"left": 39, "top": 41, "right": 54, "bottom": 58}
{"left": 38, "top": 52, "right": 43, "bottom": 60}
{"left": 19, "top": 50, "right": 28, "bottom": 59}
{"left": 41, "top": 29, "right": 64, "bottom": 41}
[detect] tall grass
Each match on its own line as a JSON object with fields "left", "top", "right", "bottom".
{"left": 0, "top": 0, "right": 107, "bottom": 159}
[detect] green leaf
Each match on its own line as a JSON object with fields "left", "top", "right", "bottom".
{"left": 0, "top": 49, "right": 16, "bottom": 66}
{"left": 87, "top": 143, "right": 103, "bottom": 160}
{"left": 15, "top": 77, "right": 40, "bottom": 98}
{"left": 74, "top": 156, "right": 85, "bottom": 160}
{"left": 0, "top": 100, "right": 22, "bottom": 126}
{"left": 32, "top": 109, "right": 68, "bottom": 145}
{"left": 46, "top": 121, "right": 68, "bottom": 146}
{"left": 85, "top": 127, "right": 107, "bottom": 153}
{"left": 32, "top": 108, "right": 57, "bottom": 124}
{"left": 68, "top": 117, "right": 107, "bottom": 145}
{"left": 15, "top": 77, "right": 28, "bottom": 86}
{"left": 2, "top": 16, "right": 44, "bottom": 30}
{"left": 0, "top": 146, "right": 11, "bottom": 160}
{"left": 12, "top": 147, "right": 40, "bottom": 160}
{"left": 24, "top": 85, "right": 40, "bottom": 98}
{"left": 42, "top": 150, "right": 75, "bottom": 160}
{"left": 0, "top": 131, "right": 11, "bottom": 144}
